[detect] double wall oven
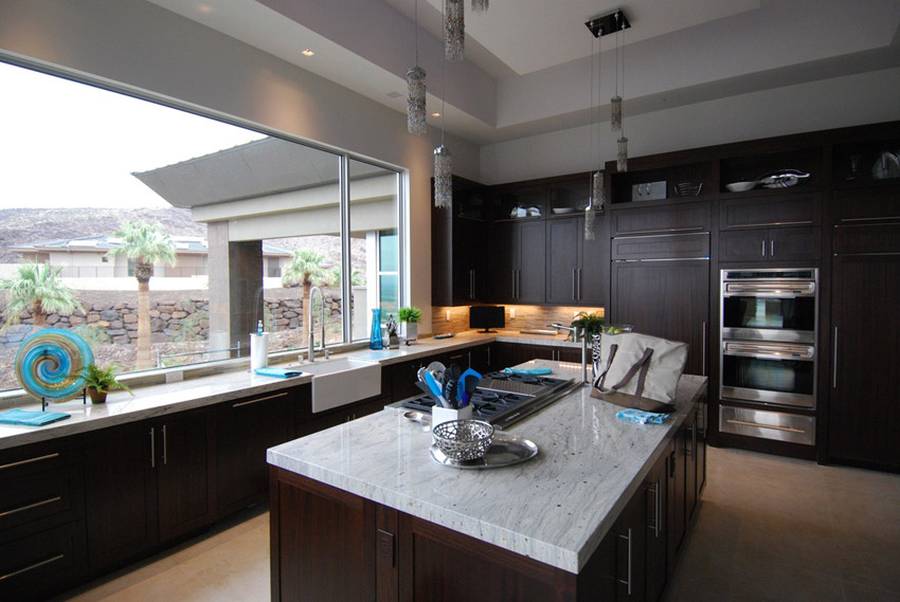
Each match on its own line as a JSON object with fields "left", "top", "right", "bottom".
{"left": 718, "top": 269, "right": 818, "bottom": 445}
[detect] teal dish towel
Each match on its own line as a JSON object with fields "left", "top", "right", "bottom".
{"left": 254, "top": 367, "right": 304, "bottom": 379}
{"left": 502, "top": 367, "right": 553, "bottom": 376}
{"left": 616, "top": 409, "right": 671, "bottom": 425}
{"left": 0, "top": 409, "right": 71, "bottom": 427}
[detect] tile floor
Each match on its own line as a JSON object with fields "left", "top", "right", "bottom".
{"left": 63, "top": 447, "right": 900, "bottom": 601}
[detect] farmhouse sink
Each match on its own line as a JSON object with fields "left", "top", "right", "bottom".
{"left": 299, "top": 358, "right": 382, "bottom": 414}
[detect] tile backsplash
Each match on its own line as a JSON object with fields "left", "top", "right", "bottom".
{"left": 432, "top": 305, "right": 605, "bottom": 334}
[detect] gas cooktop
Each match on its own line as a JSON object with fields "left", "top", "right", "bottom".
{"left": 399, "top": 370, "right": 577, "bottom": 429}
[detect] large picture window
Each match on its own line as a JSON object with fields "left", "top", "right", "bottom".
{"left": 0, "top": 60, "right": 404, "bottom": 392}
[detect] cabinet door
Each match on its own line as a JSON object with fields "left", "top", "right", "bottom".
{"left": 611, "top": 201, "right": 709, "bottom": 236}
{"left": 683, "top": 410, "right": 699, "bottom": 524}
{"left": 645, "top": 454, "right": 669, "bottom": 602}
{"left": 666, "top": 440, "right": 685, "bottom": 577}
{"left": 830, "top": 253, "right": 900, "bottom": 469}
{"left": 719, "top": 193, "right": 818, "bottom": 229}
{"left": 612, "top": 260, "right": 710, "bottom": 376}
{"left": 489, "top": 222, "right": 518, "bottom": 302}
{"left": 517, "top": 220, "right": 547, "bottom": 303}
{"left": 580, "top": 215, "right": 610, "bottom": 306}
{"left": 452, "top": 218, "right": 489, "bottom": 305}
{"left": 546, "top": 217, "right": 581, "bottom": 304}
{"left": 613, "top": 481, "right": 647, "bottom": 601}
{"left": 469, "top": 344, "right": 492, "bottom": 373}
{"left": 767, "top": 227, "right": 820, "bottom": 261}
{"left": 84, "top": 421, "right": 158, "bottom": 571}
{"left": 216, "top": 389, "right": 297, "bottom": 517}
{"left": 156, "top": 409, "right": 214, "bottom": 542}
{"left": 719, "top": 229, "right": 768, "bottom": 262}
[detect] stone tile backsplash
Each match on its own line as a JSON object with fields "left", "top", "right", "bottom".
{"left": 432, "top": 305, "right": 605, "bottom": 334}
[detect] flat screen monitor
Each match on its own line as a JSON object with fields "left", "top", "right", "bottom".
{"left": 469, "top": 306, "right": 505, "bottom": 333}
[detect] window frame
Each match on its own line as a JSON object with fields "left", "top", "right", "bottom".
{"left": 0, "top": 52, "right": 407, "bottom": 368}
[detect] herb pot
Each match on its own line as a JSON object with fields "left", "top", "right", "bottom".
{"left": 87, "top": 387, "right": 108, "bottom": 404}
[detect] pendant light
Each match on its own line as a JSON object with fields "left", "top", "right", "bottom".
{"left": 434, "top": 5, "right": 453, "bottom": 208}
{"left": 444, "top": 0, "right": 465, "bottom": 61}
{"left": 615, "top": 20, "right": 628, "bottom": 172}
{"left": 471, "top": 0, "right": 489, "bottom": 12}
{"left": 406, "top": 0, "right": 427, "bottom": 135}
{"left": 585, "top": 27, "right": 607, "bottom": 240}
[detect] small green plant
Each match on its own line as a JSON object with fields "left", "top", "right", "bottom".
{"left": 84, "top": 363, "right": 133, "bottom": 395}
{"left": 398, "top": 306, "right": 422, "bottom": 323}
{"left": 571, "top": 311, "right": 605, "bottom": 337}
{"left": 72, "top": 324, "right": 111, "bottom": 345}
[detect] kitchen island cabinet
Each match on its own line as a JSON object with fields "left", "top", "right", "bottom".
{"left": 268, "top": 363, "right": 707, "bottom": 601}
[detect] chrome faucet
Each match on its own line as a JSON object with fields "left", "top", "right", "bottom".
{"left": 549, "top": 324, "right": 591, "bottom": 385}
{"left": 307, "top": 286, "right": 328, "bottom": 362}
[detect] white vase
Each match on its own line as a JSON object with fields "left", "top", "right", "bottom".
{"left": 402, "top": 322, "right": 418, "bottom": 345}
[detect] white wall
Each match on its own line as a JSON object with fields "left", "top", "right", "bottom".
{"left": 0, "top": 0, "right": 483, "bottom": 332}
{"left": 481, "top": 67, "right": 900, "bottom": 184}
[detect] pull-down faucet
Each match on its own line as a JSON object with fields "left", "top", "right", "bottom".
{"left": 307, "top": 286, "right": 328, "bottom": 362}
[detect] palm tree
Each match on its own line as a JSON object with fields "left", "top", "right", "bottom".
{"left": 107, "top": 221, "right": 176, "bottom": 369}
{"left": 0, "top": 263, "right": 81, "bottom": 328}
{"left": 282, "top": 250, "right": 329, "bottom": 344}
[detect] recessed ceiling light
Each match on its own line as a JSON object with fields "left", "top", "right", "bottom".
{"left": 431, "top": 112, "right": 441, "bottom": 118}
{"left": 301, "top": 48, "right": 315, "bottom": 57}
{"left": 197, "top": 3, "right": 213, "bottom": 13}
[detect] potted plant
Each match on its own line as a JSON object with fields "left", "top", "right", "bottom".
{"left": 570, "top": 311, "right": 606, "bottom": 340}
{"left": 398, "top": 306, "right": 422, "bottom": 345}
{"left": 83, "top": 363, "right": 133, "bottom": 404}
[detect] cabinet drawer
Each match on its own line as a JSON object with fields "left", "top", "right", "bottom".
{"left": 612, "top": 233, "right": 709, "bottom": 260}
{"left": 611, "top": 201, "right": 710, "bottom": 236}
{"left": 0, "top": 521, "right": 87, "bottom": 601}
{"left": 720, "top": 227, "right": 819, "bottom": 262}
{"left": 719, "top": 405, "right": 815, "bottom": 446}
{"left": 0, "top": 463, "right": 83, "bottom": 535}
{"left": 720, "top": 193, "right": 819, "bottom": 229}
{"left": 833, "top": 186, "right": 900, "bottom": 224}
{"left": 834, "top": 223, "right": 900, "bottom": 255}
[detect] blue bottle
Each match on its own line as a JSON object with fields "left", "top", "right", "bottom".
{"left": 369, "top": 308, "right": 383, "bottom": 350}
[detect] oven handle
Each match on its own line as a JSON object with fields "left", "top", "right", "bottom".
{"left": 723, "top": 283, "right": 815, "bottom": 296}
{"left": 723, "top": 343, "right": 815, "bottom": 361}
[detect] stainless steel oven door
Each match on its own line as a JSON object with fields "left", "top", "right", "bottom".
{"left": 721, "top": 269, "right": 817, "bottom": 343}
{"left": 720, "top": 341, "right": 816, "bottom": 409}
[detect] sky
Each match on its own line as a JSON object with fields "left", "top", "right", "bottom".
{"left": 0, "top": 61, "right": 265, "bottom": 209}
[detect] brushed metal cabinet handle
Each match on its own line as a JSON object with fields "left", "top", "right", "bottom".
{"left": 162, "top": 425, "right": 168, "bottom": 466}
{"left": 617, "top": 528, "right": 633, "bottom": 595}
{"left": 761, "top": 239, "right": 766, "bottom": 257}
{"left": 832, "top": 326, "right": 839, "bottom": 389}
{"left": 770, "top": 239, "right": 775, "bottom": 257}
{"left": 701, "top": 320, "right": 707, "bottom": 376}
{"left": 0, "top": 452, "right": 59, "bottom": 472}
{"left": 0, "top": 554, "right": 65, "bottom": 583}
{"left": 572, "top": 268, "right": 577, "bottom": 301}
{"left": 0, "top": 495, "right": 62, "bottom": 519}
{"left": 150, "top": 427, "right": 155, "bottom": 469}
{"left": 656, "top": 479, "right": 662, "bottom": 539}
{"left": 232, "top": 391, "right": 289, "bottom": 408}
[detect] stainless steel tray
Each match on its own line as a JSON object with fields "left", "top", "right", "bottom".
{"left": 430, "top": 437, "right": 539, "bottom": 469}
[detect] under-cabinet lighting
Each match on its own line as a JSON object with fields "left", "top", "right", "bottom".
{"left": 301, "top": 48, "right": 316, "bottom": 57}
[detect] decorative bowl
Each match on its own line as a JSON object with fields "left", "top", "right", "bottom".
{"left": 431, "top": 419, "right": 495, "bottom": 462}
{"left": 725, "top": 181, "right": 756, "bottom": 192}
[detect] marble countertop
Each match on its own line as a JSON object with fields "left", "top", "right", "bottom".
{"left": 0, "top": 330, "right": 574, "bottom": 450}
{"left": 268, "top": 360, "right": 707, "bottom": 574}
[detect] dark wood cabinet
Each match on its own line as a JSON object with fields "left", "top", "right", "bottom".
{"left": 644, "top": 454, "right": 668, "bottom": 602}
{"left": 719, "top": 226, "right": 819, "bottom": 263}
{"left": 547, "top": 217, "right": 582, "bottom": 304}
{"left": 829, "top": 239, "right": 900, "bottom": 470}
{"left": 432, "top": 177, "right": 490, "bottom": 306}
{"left": 518, "top": 220, "right": 547, "bottom": 303}
{"left": 610, "top": 201, "right": 710, "bottom": 236}
{"left": 215, "top": 388, "right": 305, "bottom": 517}
{"left": 719, "top": 193, "right": 819, "bottom": 229}
{"left": 155, "top": 409, "right": 214, "bottom": 542}
{"left": 469, "top": 344, "right": 493, "bottom": 373}
{"left": 612, "top": 260, "right": 710, "bottom": 376}
{"left": 0, "top": 522, "right": 87, "bottom": 602}
{"left": 488, "top": 221, "right": 518, "bottom": 302}
{"left": 612, "top": 233, "right": 709, "bottom": 261}
{"left": 84, "top": 421, "right": 159, "bottom": 571}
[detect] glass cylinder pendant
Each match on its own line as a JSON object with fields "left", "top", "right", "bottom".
{"left": 610, "top": 96, "right": 623, "bottom": 131}
{"left": 471, "top": 0, "right": 489, "bottom": 12}
{"left": 434, "top": 144, "right": 453, "bottom": 208}
{"left": 444, "top": 0, "right": 465, "bottom": 61}
{"left": 406, "top": 66, "right": 427, "bottom": 135}
{"left": 617, "top": 137, "right": 629, "bottom": 172}
{"left": 591, "top": 170, "right": 606, "bottom": 214}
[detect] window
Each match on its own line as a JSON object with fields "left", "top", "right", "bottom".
{"left": 0, "top": 60, "right": 404, "bottom": 393}
{"left": 348, "top": 159, "right": 401, "bottom": 340}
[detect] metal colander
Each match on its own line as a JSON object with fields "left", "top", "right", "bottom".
{"left": 432, "top": 419, "right": 495, "bottom": 462}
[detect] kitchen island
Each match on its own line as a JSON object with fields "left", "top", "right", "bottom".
{"left": 267, "top": 361, "right": 707, "bottom": 601}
